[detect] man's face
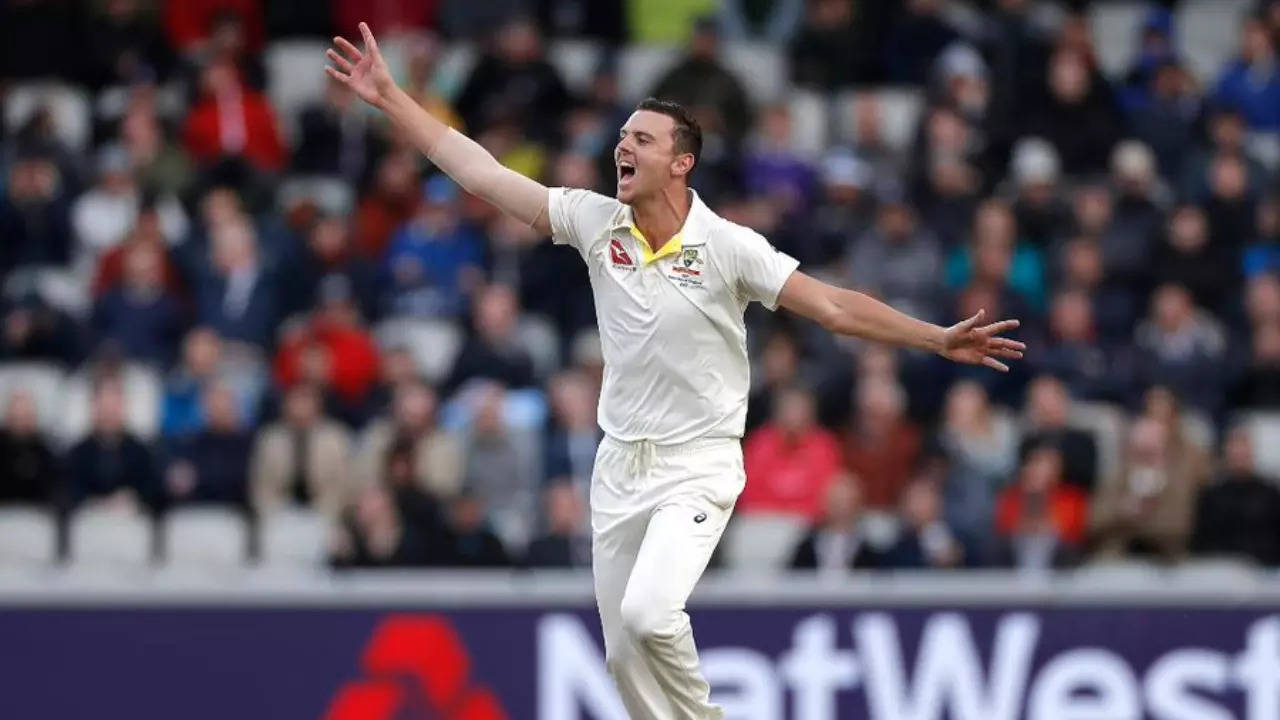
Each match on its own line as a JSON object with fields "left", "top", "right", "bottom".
{"left": 614, "top": 110, "right": 689, "bottom": 204}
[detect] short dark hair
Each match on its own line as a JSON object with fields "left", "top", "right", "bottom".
{"left": 634, "top": 97, "right": 702, "bottom": 167}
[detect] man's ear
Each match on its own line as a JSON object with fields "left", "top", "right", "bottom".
{"left": 671, "top": 153, "right": 696, "bottom": 178}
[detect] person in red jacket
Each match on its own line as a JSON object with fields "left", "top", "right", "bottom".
{"left": 275, "top": 277, "right": 380, "bottom": 410}
{"left": 164, "top": 0, "right": 264, "bottom": 55}
{"left": 182, "top": 58, "right": 285, "bottom": 172}
{"left": 740, "top": 385, "right": 843, "bottom": 520}
{"left": 996, "top": 442, "right": 1089, "bottom": 547}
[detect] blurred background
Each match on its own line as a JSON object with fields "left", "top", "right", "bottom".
{"left": 2, "top": 0, "right": 1280, "bottom": 718}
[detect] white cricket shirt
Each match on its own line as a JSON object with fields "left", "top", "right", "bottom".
{"left": 548, "top": 187, "right": 800, "bottom": 445}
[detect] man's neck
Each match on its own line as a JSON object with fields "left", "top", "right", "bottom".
{"left": 631, "top": 185, "right": 691, "bottom": 251}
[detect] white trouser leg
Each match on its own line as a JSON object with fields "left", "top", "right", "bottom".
{"left": 591, "top": 437, "right": 743, "bottom": 720}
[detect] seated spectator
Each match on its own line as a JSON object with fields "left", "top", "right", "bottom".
{"left": 72, "top": 145, "right": 187, "bottom": 272}
{"left": 1109, "top": 141, "right": 1165, "bottom": 254}
{"left": 1090, "top": 417, "right": 1203, "bottom": 561}
{"left": 459, "top": 383, "right": 539, "bottom": 552}
{"left": 384, "top": 176, "right": 485, "bottom": 319}
{"left": 293, "top": 78, "right": 379, "bottom": 182}
{"left": 1007, "top": 137, "right": 1070, "bottom": 250}
{"left": 399, "top": 32, "right": 465, "bottom": 131}
{"left": 161, "top": 327, "right": 263, "bottom": 439}
{"left": 91, "top": 241, "right": 185, "bottom": 365}
{"left": 1018, "top": 375, "right": 1097, "bottom": 490}
{"left": 1021, "top": 47, "right": 1122, "bottom": 176}
{"left": 250, "top": 384, "right": 352, "bottom": 517}
{"left": 196, "top": 219, "right": 278, "bottom": 349}
{"left": 83, "top": 0, "right": 173, "bottom": 89}
{"left": 64, "top": 379, "right": 157, "bottom": 512}
{"left": 742, "top": 104, "right": 815, "bottom": 221}
{"left": 1191, "top": 424, "right": 1280, "bottom": 565}
{"left": 1134, "top": 284, "right": 1228, "bottom": 415}
{"left": 360, "top": 346, "right": 420, "bottom": 421}
{"left": 120, "top": 99, "right": 196, "bottom": 201}
{"left": 455, "top": 18, "right": 569, "bottom": 143}
{"left": 1130, "top": 61, "right": 1201, "bottom": 180}
{"left": 842, "top": 380, "right": 921, "bottom": 510}
{"left": 441, "top": 489, "right": 511, "bottom": 567}
{"left": 1213, "top": 14, "right": 1280, "bottom": 131}
{"left": 91, "top": 207, "right": 185, "bottom": 300}
{"left": 282, "top": 214, "right": 379, "bottom": 320}
{"left": 934, "top": 380, "right": 1019, "bottom": 552}
{"left": 0, "top": 294, "right": 80, "bottom": 364}
{"left": 331, "top": 484, "right": 429, "bottom": 568}
{"left": 356, "top": 381, "right": 462, "bottom": 499}
{"left": 445, "top": 284, "right": 538, "bottom": 393}
{"left": 523, "top": 481, "right": 591, "bottom": 568}
{"left": 1033, "top": 288, "right": 1134, "bottom": 403}
{"left": 1179, "top": 105, "right": 1269, "bottom": 202}
{"left": 1245, "top": 273, "right": 1280, "bottom": 330}
{"left": 945, "top": 199, "right": 1043, "bottom": 315}
{"left": 1142, "top": 384, "right": 1213, "bottom": 476}
{"left": 543, "top": 370, "right": 601, "bottom": 489}
{"left": 181, "top": 58, "right": 285, "bottom": 172}
{"left": 1056, "top": 229, "right": 1140, "bottom": 344}
{"left": 846, "top": 187, "right": 944, "bottom": 324}
{"left": 1153, "top": 204, "right": 1236, "bottom": 315}
{"left": 1228, "top": 322, "right": 1280, "bottom": 410}
{"left": 993, "top": 444, "right": 1086, "bottom": 572}
{"left": 789, "top": 0, "right": 876, "bottom": 90}
{"left": 274, "top": 277, "right": 381, "bottom": 413}
{"left": 354, "top": 151, "right": 420, "bottom": 260}
{"left": 883, "top": 478, "right": 965, "bottom": 569}
{"left": 806, "top": 150, "right": 875, "bottom": 268}
{"left": 162, "top": 383, "right": 252, "bottom": 508}
{"left": 1201, "top": 151, "right": 1257, "bottom": 254}
{"left": 741, "top": 386, "right": 843, "bottom": 520}
{"left": 381, "top": 439, "right": 453, "bottom": 562}
{"left": 789, "top": 474, "right": 881, "bottom": 572}
{"left": 0, "top": 150, "right": 73, "bottom": 274}
{"left": 1243, "top": 195, "right": 1280, "bottom": 278}
{"left": 0, "top": 390, "right": 57, "bottom": 505}
{"left": 883, "top": 0, "right": 959, "bottom": 85}
{"left": 648, "top": 17, "right": 751, "bottom": 146}
{"left": 747, "top": 329, "right": 805, "bottom": 431}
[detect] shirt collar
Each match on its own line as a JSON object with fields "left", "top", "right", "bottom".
{"left": 610, "top": 189, "right": 709, "bottom": 265}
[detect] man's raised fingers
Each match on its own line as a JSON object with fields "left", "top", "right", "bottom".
{"left": 978, "top": 319, "right": 1020, "bottom": 336}
{"left": 990, "top": 337, "right": 1027, "bottom": 351}
{"left": 324, "top": 66, "right": 351, "bottom": 84}
{"left": 326, "top": 49, "right": 354, "bottom": 73}
{"left": 981, "top": 356, "right": 1010, "bottom": 372}
{"left": 359, "top": 22, "right": 380, "bottom": 55}
{"left": 334, "top": 36, "right": 362, "bottom": 62}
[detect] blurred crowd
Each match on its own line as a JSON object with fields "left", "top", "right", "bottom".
{"left": 3, "top": 0, "right": 1280, "bottom": 573}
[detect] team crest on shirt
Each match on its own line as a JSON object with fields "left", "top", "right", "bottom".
{"left": 668, "top": 245, "right": 706, "bottom": 288}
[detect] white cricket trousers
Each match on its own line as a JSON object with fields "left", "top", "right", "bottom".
{"left": 590, "top": 434, "right": 745, "bottom": 720}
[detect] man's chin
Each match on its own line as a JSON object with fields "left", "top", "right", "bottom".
{"left": 615, "top": 186, "right": 636, "bottom": 205}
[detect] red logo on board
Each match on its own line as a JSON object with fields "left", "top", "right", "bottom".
{"left": 324, "top": 615, "right": 508, "bottom": 720}
{"left": 609, "top": 238, "right": 634, "bottom": 267}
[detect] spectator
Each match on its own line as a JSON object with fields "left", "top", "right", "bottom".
{"left": 789, "top": 474, "right": 880, "bottom": 572}
{"left": 72, "top": 145, "right": 188, "bottom": 275}
{"left": 91, "top": 241, "right": 185, "bottom": 365}
{"left": 282, "top": 214, "right": 379, "bottom": 320}
{"left": 916, "top": 149, "right": 983, "bottom": 251}
{"left": 1007, "top": 138, "right": 1069, "bottom": 249}
{"left": 274, "top": 276, "right": 381, "bottom": 412}
{"left": 717, "top": 0, "right": 803, "bottom": 43}
{"left": 1179, "top": 105, "right": 1269, "bottom": 201}
{"left": 399, "top": 31, "right": 465, "bottom": 132}
{"left": 993, "top": 444, "right": 1086, "bottom": 571}
{"left": 790, "top": 0, "right": 877, "bottom": 89}
{"left": 458, "top": 383, "right": 539, "bottom": 552}
{"left": 536, "top": 0, "right": 626, "bottom": 41}
{"left": 1243, "top": 195, "right": 1280, "bottom": 278}
{"left": 91, "top": 207, "right": 185, "bottom": 300}
{"left": 1055, "top": 234, "right": 1138, "bottom": 344}
{"left": 934, "top": 380, "right": 1019, "bottom": 552}
{"left": 1034, "top": 288, "right": 1133, "bottom": 403}
{"left": 181, "top": 58, "right": 286, "bottom": 172}
{"left": 249, "top": 384, "right": 352, "bottom": 517}
{"left": 544, "top": 371, "right": 601, "bottom": 488}
{"left": 1018, "top": 375, "right": 1097, "bottom": 490}
{"left": 650, "top": 17, "right": 752, "bottom": 146}
{"left": 196, "top": 219, "right": 278, "bottom": 349}
{"left": 331, "top": 484, "right": 429, "bottom": 568}
{"left": 1213, "top": 14, "right": 1280, "bottom": 131}
{"left": 1201, "top": 152, "right": 1257, "bottom": 255}
{"left": 1190, "top": 424, "right": 1280, "bottom": 565}
{"left": 162, "top": 327, "right": 263, "bottom": 439}
{"left": 163, "top": 383, "right": 252, "bottom": 507}
{"left": 354, "top": 151, "right": 421, "bottom": 260}
{"left": 1022, "top": 48, "right": 1122, "bottom": 176}
{"left": 0, "top": 391, "right": 58, "bottom": 505}
{"left": 332, "top": 0, "right": 433, "bottom": 39}
{"left": 882, "top": 0, "right": 958, "bottom": 85}
{"left": 1228, "top": 322, "right": 1280, "bottom": 410}
{"left": 64, "top": 379, "right": 157, "bottom": 512}
{"left": 842, "top": 380, "right": 921, "bottom": 510}
{"left": 1134, "top": 284, "right": 1228, "bottom": 415}
{"left": 847, "top": 94, "right": 907, "bottom": 183}
{"left": 740, "top": 386, "right": 843, "bottom": 520}
{"left": 356, "top": 381, "right": 463, "bottom": 499}
{"left": 120, "top": 99, "right": 197, "bottom": 200}
{"left": 442, "top": 489, "right": 511, "bottom": 567}
{"left": 746, "top": 329, "right": 804, "bottom": 431}
{"left": 1130, "top": 61, "right": 1201, "bottom": 179}
{"left": 446, "top": 284, "right": 538, "bottom": 393}
{"left": 742, "top": 104, "right": 815, "bottom": 220}
{"left": 455, "top": 18, "right": 569, "bottom": 143}
{"left": 0, "top": 294, "right": 80, "bottom": 364}
{"left": 164, "top": 0, "right": 265, "bottom": 56}
{"left": 806, "top": 150, "right": 875, "bottom": 267}
{"left": 1118, "top": 8, "right": 1178, "bottom": 114}
{"left": 1090, "top": 416, "right": 1203, "bottom": 561}
{"left": 0, "top": 151, "right": 73, "bottom": 274}
{"left": 1153, "top": 204, "right": 1236, "bottom": 314}
{"left": 1109, "top": 141, "right": 1166, "bottom": 261}
{"left": 523, "top": 481, "right": 591, "bottom": 568}
{"left": 846, "top": 186, "right": 944, "bottom": 323}
{"left": 292, "top": 78, "right": 380, "bottom": 181}
{"left": 1245, "top": 272, "right": 1280, "bottom": 330}
{"left": 384, "top": 176, "right": 485, "bottom": 319}
{"left": 946, "top": 198, "right": 1043, "bottom": 315}
{"left": 883, "top": 478, "right": 964, "bottom": 569}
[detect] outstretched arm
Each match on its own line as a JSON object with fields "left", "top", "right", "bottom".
{"left": 777, "top": 271, "right": 1025, "bottom": 372}
{"left": 326, "top": 23, "right": 551, "bottom": 235}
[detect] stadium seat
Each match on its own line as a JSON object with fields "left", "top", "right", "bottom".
{"left": 1087, "top": 2, "right": 1145, "bottom": 79}
{"left": 259, "top": 508, "right": 330, "bottom": 569}
{"left": 787, "top": 90, "right": 830, "bottom": 159}
{"left": 0, "top": 361, "right": 67, "bottom": 437}
{"left": 3, "top": 266, "right": 92, "bottom": 320}
{"left": 722, "top": 513, "right": 808, "bottom": 571}
{"left": 265, "top": 39, "right": 331, "bottom": 142}
{"left": 549, "top": 39, "right": 603, "bottom": 95}
{"left": 277, "top": 176, "right": 355, "bottom": 216}
{"left": 4, "top": 82, "right": 92, "bottom": 152}
{"left": 67, "top": 507, "right": 153, "bottom": 569}
{"left": 0, "top": 506, "right": 58, "bottom": 567}
{"left": 1177, "top": 0, "right": 1254, "bottom": 84}
{"left": 162, "top": 507, "right": 249, "bottom": 568}
{"left": 58, "top": 363, "right": 162, "bottom": 446}
{"left": 836, "top": 88, "right": 925, "bottom": 156}
{"left": 1240, "top": 412, "right": 1280, "bottom": 480}
{"left": 374, "top": 317, "right": 463, "bottom": 384}
{"left": 618, "top": 46, "right": 680, "bottom": 103}
{"left": 517, "top": 314, "right": 562, "bottom": 379}
{"left": 1180, "top": 409, "right": 1215, "bottom": 454}
{"left": 723, "top": 42, "right": 788, "bottom": 105}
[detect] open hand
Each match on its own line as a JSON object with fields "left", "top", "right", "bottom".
{"left": 325, "top": 22, "right": 397, "bottom": 107}
{"left": 940, "top": 309, "right": 1025, "bottom": 372}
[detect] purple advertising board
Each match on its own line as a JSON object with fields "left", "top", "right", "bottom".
{"left": 1, "top": 602, "right": 1278, "bottom": 719}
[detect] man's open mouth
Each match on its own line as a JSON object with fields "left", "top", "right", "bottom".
{"left": 618, "top": 161, "right": 636, "bottom": 180}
